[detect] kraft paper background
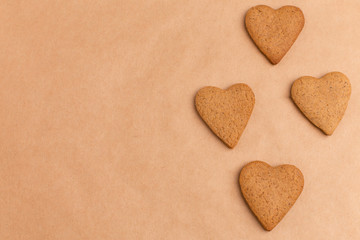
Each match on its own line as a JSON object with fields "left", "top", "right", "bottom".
{"left": 1, "top": 0, "right": 360, "bottom": 239}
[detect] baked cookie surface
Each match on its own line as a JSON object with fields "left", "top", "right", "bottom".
{"left": 245, "top": 5, "right": 305, "bottom": 64}
{"left": 239, "top": 161, "right": 304, "bottom": 231}
{"left": 291, "top": 72, "right": 351, "bottom": 135}
{"left": 195, "top": 84, "right": 255, "bottom": 148}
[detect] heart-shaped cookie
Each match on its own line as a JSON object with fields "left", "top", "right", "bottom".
{"left": 291, "top": 72, "right": 351, "bottom": 135}
{"left": 239, "top": 161, "right": 304, "bottom": 231}
{"left": 195, "top": 84, "right": 255, "bottom": 148}
{"left": 245, "top": 5, "right": 305, "bottom": 65}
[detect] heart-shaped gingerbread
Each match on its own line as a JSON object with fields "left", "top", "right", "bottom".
{"left": 291, "top": 72, "right": 351, "bottom": 135}
{"left": 195, "top": 84, "right": 255, "bottom": 148}
{"left": 239, "top": 161, "right": 304, "bottom": 231}
{"left": 245, "top": 5, "right": 305, "bottom": 64}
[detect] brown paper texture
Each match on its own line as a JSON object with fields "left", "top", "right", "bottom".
{"left": 1, "top": 0, "right": 360, "bottom": 239}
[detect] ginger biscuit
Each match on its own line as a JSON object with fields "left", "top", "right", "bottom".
{"left": 291, "top": 72, "right": 351, "bottom": 135}
{"left": 245, "top": 5, "right": 305, "bottom": 65}
{"left": 195, "top": 84, "right": 255, "bottom": 148}
{"left": 239, "top": 161, "right": 304, "bottom": 231}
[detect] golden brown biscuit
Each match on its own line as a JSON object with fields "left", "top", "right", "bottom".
{"left": 195, "top": 84, "right": 255, "bottom": 148}
{"left": 245, "top": 5, "right": 305, "bottom": 65}
{"left": 239, "top": 161, "right": 304, "bottom": 231}
{"left": 291, "top": 72, "right": 351, "bottom": 135}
